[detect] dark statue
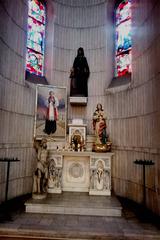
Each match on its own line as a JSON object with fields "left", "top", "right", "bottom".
{"left": 70, "top": 47, "right": 90, "bottom": 97}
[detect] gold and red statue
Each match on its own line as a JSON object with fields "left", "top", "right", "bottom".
{"left": 92, "top": 103, "right": 112, "bottom": 152}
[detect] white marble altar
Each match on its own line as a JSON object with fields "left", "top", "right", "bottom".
{"left": 48, "top": 151, "right": 113, "bottom": 196}
{"left": 32, "top": 118, "right": 113, "bottom": 198}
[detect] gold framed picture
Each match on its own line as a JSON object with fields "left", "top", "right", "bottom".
{"left": 34, "top": 84, "right": 67, "bottom": 139}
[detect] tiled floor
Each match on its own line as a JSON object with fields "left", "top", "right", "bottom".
{"left": 0, "top": 194, "right": 160, "bottom": 239}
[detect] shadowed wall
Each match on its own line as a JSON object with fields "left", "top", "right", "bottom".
{"left": 0, "top": 0, "right": 36, "bottom": 202}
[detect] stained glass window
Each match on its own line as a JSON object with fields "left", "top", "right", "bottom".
{"left": 115, "top": 0, "right": 132, "bottom": 77}
{"left": 26, "top": 0, "right": 46, "bottom": 76}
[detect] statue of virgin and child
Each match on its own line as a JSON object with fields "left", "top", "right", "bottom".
{"left": 92, "top": 103, "right": 111, "bottom": 152}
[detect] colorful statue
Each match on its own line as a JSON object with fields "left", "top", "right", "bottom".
{"left": 92, "top": 104, "right": 111, "bottom": 152}
{"left": 93, "top": 104, "right": 108, "bottom": 144}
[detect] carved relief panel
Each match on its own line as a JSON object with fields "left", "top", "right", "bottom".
{"left": 89, "top": 156, "right": 111, "bottom": 196}
{"left": 47, "top": 154, "right": 63, "bottom": 193}
{"left": 62, "top": 156, "right": 90, "bottom": 192}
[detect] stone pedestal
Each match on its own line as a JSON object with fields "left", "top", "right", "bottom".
{"left": 69, "top": 96, "right": 88, "bottom": 105}
{"left": 32, "top": 193, "right": 47, "bottom": 200}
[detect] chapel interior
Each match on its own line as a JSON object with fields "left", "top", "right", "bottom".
{"left": 0, "top": 0, "right": 160, "bottom": 239}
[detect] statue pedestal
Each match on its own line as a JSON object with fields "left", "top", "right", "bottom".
{"left": 48, "top": 188, "right": 62, "bottom": 194}
{"left": 69, "top": 96, "right": 88, "bottom": 105}
{"left": 32, "top": 193, "right": 47, "bottom": 200}
{"left": 93, "top": 142, "right": 112, "bottom": 152}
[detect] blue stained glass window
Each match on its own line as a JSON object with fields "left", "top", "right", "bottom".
{"left": 115, "top": 0, "right": 132, "bottom": 77}
{"left": 26, "top": 0, "right": 45, "bottom": 76}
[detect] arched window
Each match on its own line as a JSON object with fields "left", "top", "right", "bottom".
{"left": 115, "top": 0, "right": 132, "bottom": 77}
{"left": 26, "top": 0, "right": 46, "bottom": 76}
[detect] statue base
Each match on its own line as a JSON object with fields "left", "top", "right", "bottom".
{"left": 92, "top": 142, "right": 112, "bottom": 153}
{"left": 48, "top": 188, "right": 62, "bottom": 194}
{"left": 32, "top": 193, "right": 47, "bottom": 200}
{"left": 69, "top": 96, "right": 88, "bottom": 106}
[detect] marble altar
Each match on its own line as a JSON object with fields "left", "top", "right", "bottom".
{"left": 47, "top": 151, "right": 113, "bottom": 196}
{"left": 32, "top": 119, "right": 113, "bottom": 197}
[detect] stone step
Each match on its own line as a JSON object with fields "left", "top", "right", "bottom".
{"left": 25, "top": 192, "right": 122, "bottom": 217}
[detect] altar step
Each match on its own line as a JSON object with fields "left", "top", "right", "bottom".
{"left": 25, "top": 192, "right": 122, "bottom": 217}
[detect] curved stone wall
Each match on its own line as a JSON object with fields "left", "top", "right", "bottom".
{"left": 0, "top": 0, "right": 36, "bottom": 202}
{"left": 106, "top": 0, "right": 160, "bottom": 214}
{"left": 0, "top": 0, "right": 159, "bottom": 216}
